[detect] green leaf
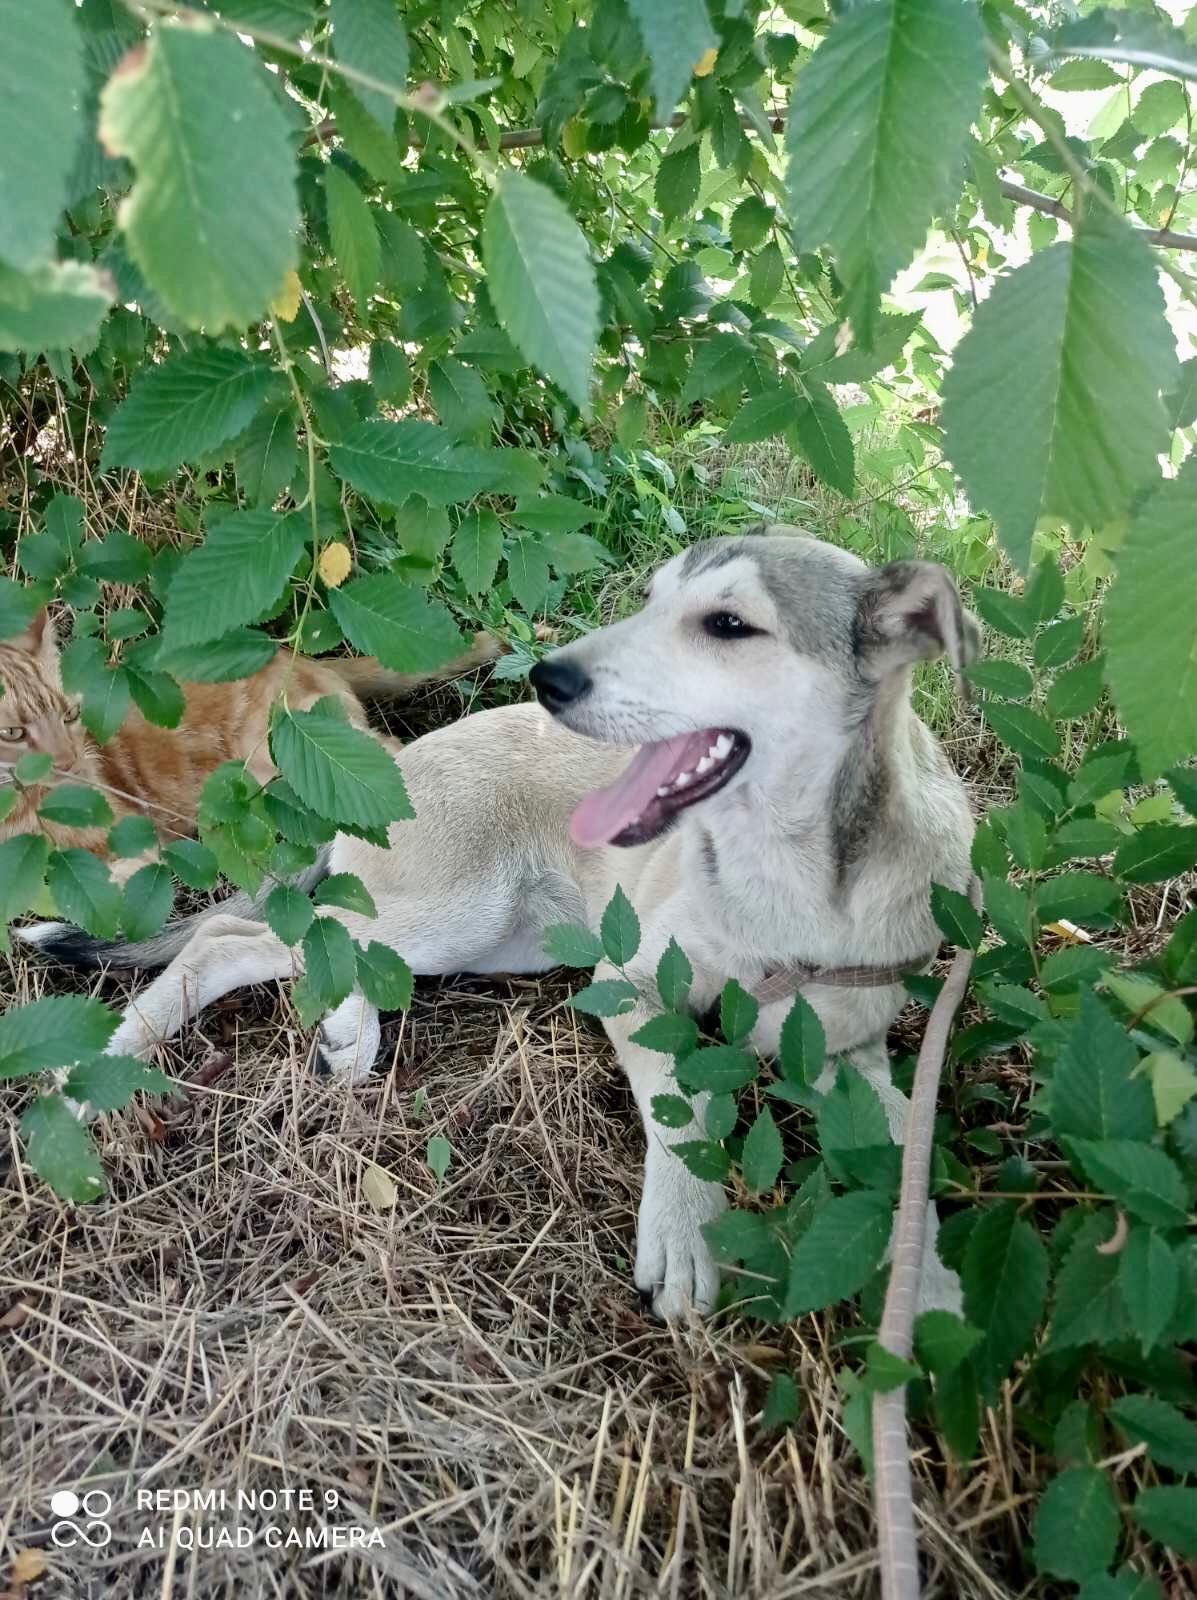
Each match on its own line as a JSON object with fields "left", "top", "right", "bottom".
{"left": 449, "top": 511, "right": 501, "bottom": 598}
{"left": 632, "top": 1012, "right": 700, "bottom": 1055}
{"left": 38, "top": 785, "right": 114, "bottom": 829}
{"left": 1131, "top": 1487, "right": 1197, "bottom": 1559}
{"left": 1053, "top": 991, "right": 1154, "bottom": 1142}
{"left": 271, "top": 703, "right": 413, "bottom": 830}
{"left": 569, "top": 978, "right": 638, "bottom": 1017}
{"left": 1034, "top": 615, "right": 1086, "bottom": 670}
{"left": 354, "top": 941, "right": 413, "bottom": 1011}
{"left": 47, "top": 848, "right": 122, "bottom": 939}
{"left": 0, "top": 833, "right": 50, "bottom": 929}
{"left": 314, "top": 873, "right": 376, "bottom": 919}
{"left": 98, "top": 22, "right": 298, "bottom": 330}
{"left": 778, "top": 993, "right": 826, "bottom": 1086}
{"left": 483, "top": 170, "right": 599, "bottom": 414}
{"left": 264, "top": 883, "right": 314, "bottom": 946}
{"left": 675, "top": 1044, "right": 758, "bottom": 1095}
{"left": 816, "top": 1067, "right": 894, "bottom": 1188}
{"left": 818, "top": 311, "right": 923, "bottom": 384}
{"left": 1112, "top": 823, "right": 1197, "bottom": 884}
{"left": 369, "top": 341, "right": 411, "bottom": 407}
{"left": 1066, "top": 1139, "right": 1190, "bottom": 1229}
{"left": 864, "top": 1343, "right": 921, "bottom": 1393}
{"left": 164, "top": 510, "right": 307, "bottom": 649}
{"left": 329, "top": 419, "right": 504, "bottom": 507}
{"left": 324, "top": 165, "right": 379, "bottom": 318}
{"left": 962, "top": 1203, "right": 1049, "bottom": 1391}
{"left": 505, "top": 537, "right": 551, "bottom": 614}
{"left": 0, "top": 994, "right": 118, "bottom": 1080}
{"left": 984, "top": 703, "right": 1061, "bottom": 761}
{"left": 125, "top": 665, "right": 184, "bottom": 731}
{"left": 785, "top": 0, "right": 984, "bottom": 344}
{"left": 1047, "top": 655, "right": 1107, "bottom": 721}
{"left": 543, "top": 923, "right": 604, "bottom": 968}
{"left": 64, "top": 1054, "right": 171, "bottom": 1112}
{"left": 930, "top": 882, "right": 983, "bottom": 950}
{"left": 0, "top": 261, "right": 113, "bottom": 354}
{"left": 650, "top": 1093, "right": 693, "bottom": 1132}
{"left": 964, "top": 660, "right": 1035, "bottom": 700}
{"left": 21, "top": 1095, "right": 105, "bottom": 1202}
{"left": 674, "top": 1140, "right": 731, "bottom": 1183}
{"left": 656, "top": 939, "right": 693, "bottom": 1012}
{"left": 971, "top": 587, "right": 1031, "bottom": 640}
{"left": 162, "top": 838, "right": 219, "bottom": 891}
{"left": 1076, "top": 1571, "right": 1163, "bottom": 1600}
{"left": 943, "top": 212, "right": 1178, "bottom": 571}
{"left": 1145, "top": 1050, "right": 1197, "bottom": 1127}
{"left": 761, "top": 1371, "right": 801, "bottom": 1432}
{"left": 330, "top": 0, "right": 408, "bottom": 131}
{"left": 1033, "top": 1468, "right": 1121, "bottom": 1583}
{"left": 600, "top": 885, "right": 640, "bottom": 966}
{"left": 1108, "top": 1394, "right": 1197, "bottom": 1474}
{"left": 748, "top": 239, "right": 784, "bottom": 309}
{"left": 108, "top": 815, "right": 159, "bottom": 860}
{"left": 237, "top": 404, "right": 298, "bottom": 507}
{"left": 725, "top": 384, "right": 796, "bottom": 446}
{"left": 914, "top": 1311, "right": 982, "bottom": 1375}
{"left": 0, "top": 0, "right": 84, "bottom": 265}
{"left": 720, "top": 980, "right": 759, "bottom": 1045}
{"left": 101, "top": 348, "right": 276, "bottom": 474}
{"left": 301, "top": 915, "right": 357, "bottom": 1014}
{"left": 626, "top": 0, "right": 715, "bottom": 116}
{"left": 157, "top": 629, "right": 278, "bottom": 684}
{"left": 1049, "top": 1213, "right": 1131, "bottom": 1351}
{"left": 787, "top": 377, "right": 854, "bottom": 495}
{"left": 741, "top": 1106, "right": 784, "bottom": 1194}
{"left": 329, "top": 574, "right": 466, "bottom": 674}
{"left": 1036, "top": 871, "right": 1121, "bottom": 924}
{"left": 120, "top": 862, "right": 173, "bottom": 942}
{"left": 728, "top": 197, "right": 773, "bottom": 254}
{"left": 784, "top": 1189, "right": 893, "bottom": 1316}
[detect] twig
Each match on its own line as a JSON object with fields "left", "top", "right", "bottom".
{"left": 872, "top": 882, "right": 980, "bottom": 1600}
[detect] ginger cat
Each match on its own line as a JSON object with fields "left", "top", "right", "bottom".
{"left": 0, "top": 610, "right": 502, "bottom": 880}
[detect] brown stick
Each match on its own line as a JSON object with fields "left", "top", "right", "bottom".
{"left": 872, "top": 887, "right": 980, "bottom": 1600}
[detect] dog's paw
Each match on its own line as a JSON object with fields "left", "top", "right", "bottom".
{"left": 634, "top": 1155, "right": 726, "bottom": 1320}
{"left": 314, "top": 1035, "right": 374, "bottom": 1084}
{"left": 105, "top": 1009, "right": 158, "bottom": 1061}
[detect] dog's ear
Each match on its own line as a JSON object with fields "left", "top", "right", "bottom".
{"left": 855, "top": 562, "right": 981, "bottom": 678}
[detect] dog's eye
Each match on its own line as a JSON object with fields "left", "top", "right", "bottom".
{"left": 702, "top": 611, "right": 761, "bottom": 640}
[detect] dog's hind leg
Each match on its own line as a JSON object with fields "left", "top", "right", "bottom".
{"left": 107, "top": 914, "right": 294, "bottom": 1059}
{"left": 316, "top": 991, "right": 381, "bottom": 1083}
{"left": 847, "top": 1041, "right": 963, "bottom": 1316}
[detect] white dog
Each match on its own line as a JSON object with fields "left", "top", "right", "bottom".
{"left": 29, "top": 528, "right": 977, "bottom": 1318}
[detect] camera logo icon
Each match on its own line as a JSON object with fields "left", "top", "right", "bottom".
{"left": 50, "top": 1489, "right": 112, "bottom": 1549}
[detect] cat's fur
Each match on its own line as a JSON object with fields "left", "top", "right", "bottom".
{"left": 0, "top": 610, "right": 501, "bottom": 879}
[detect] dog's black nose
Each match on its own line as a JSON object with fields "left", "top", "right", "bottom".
{"left": 529, "top": 659, "right": 592, "bottom": 713}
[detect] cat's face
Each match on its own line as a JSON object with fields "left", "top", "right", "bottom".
{"left": 0, "top": 612, "right": 90, "bottom": 782}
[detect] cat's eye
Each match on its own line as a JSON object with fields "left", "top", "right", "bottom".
{"left": 0, "top": 726, "right": 25, "bottom": 741}
{"left": 63, "top": 705, "right": 81, "bottom": 725}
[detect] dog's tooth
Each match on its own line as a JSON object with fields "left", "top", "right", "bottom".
{"left": 674, "top": 772, "right": 691, "bottom": 788}
{"left": 713, "top": 734, "right": 733, "bottom": 758}
{"left": 696, "top": 755, "right": 714, "bottom": 775}
{"left": 656, "top": 785, "right": 671, "bottom": 797}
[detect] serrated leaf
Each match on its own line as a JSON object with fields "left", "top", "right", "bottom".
{"left": 1035, "top": 615, "right": 1086, "bottom": 670}
{"left": 1053, "top": 991, "right": 1154, "bottom": 1142}
{"left": 569, "top": 978, "right": 638, "bottom": 1017}
{"left": 930, "top": 882, "right": 983, "bottom": 950}
{"left": 674, "top": 1139, "right": 731, "bottom": 1182}
{"left": 741, "top": 1106, "right": 784, "bottom": 1194}
{"left": 1037, "top": 871, "right": 1120, "bottom": 924}
{"left": 600, "top": 885, "right": 640, "bottom": 966}
{"left": 354, "top": 941, "right": 413, "bottom": 1011}
{"left": 964, "top": 660, "right": 1035, "bottom": 700}
{"left": 506, "top": 536, "right": 551, "bottom": 615}
{"left": 164, "top": 509, "right": 307, "bottom": 648}
{"left": 328, "top": 574, "right": 466, "bottom": 674}
{"left": 675, "top": 1044, "right": 758, "bottom": 1095}
{"left": 1113, "top": 823, "right": 1197, "bottom": 884}
{"left": 651, "top": 1092, "right": 694, "bottom": 1129}
{"left": 1108, "top": 1394, "right": 1197, "bottom": 1473}
{"left": 632, "top": 1012, "right": 700, "bottom": 1055}
{"left": 38, "top": 785, "right": 114, "bottom": 829}
{"left": 682, "top": 332, "right": 753, "bottom": 404}
{"left": 656, "top": 939, "right": 693, "bottom": 1011}
{"left": 47, "top": 848, "right": 122, "bottom": 939}
{"left": 483, "top": 171, "right": 598, "bottom": 414}
{"left": 728, "top": 197, "right": 773, "bottom": 254}
{"left": 425, "top": 1133, "right": 452, "bottom": 1184}
{"left": 264, "top": 883, "right": 314, "bottom": 946}
{"left": 1049, "top": 1213, "right": 1131, "bottom": 1350}
{"left": 108, "top": 815, "right": 159, "bottom": 860}
{"left": 329, "top": 418, "right": 504, "bottom": 506}
{"left": 788, "top": 377, "right": 854, "bottom": 495}
{"left": 314, "top": 873, "right": 376, "bottom": 919}
{"left": 963, "top": 1204, "right": 1049, "bottom": 1390}
{"left": 21, "top": 1095, "right": 105, "bottom": 1202}
{"left": 1131, "top": 1487, "right": 1197, "bottom": 1559}
{"left": 543, "top": 922, "right": 604, "bottom": 968}
{"left": 761, "top": 1370, "right": 801, "bottom": 1431}
{"left": 64, "top": 1053, "right": 171, "bottom": 1112}
{"left": 324, "top": 165, "right": 379, "bottom": 318}
{"left": 1047, "top": 655, "right": 1106, "bottom": 721}
{"left": 121, "top": 862, "right": 173, "bottom": 942}
{"left": 720, "top": 979, "right": 759, "bottom": 1044}
{"left": 301, "top": 915, "right": 357, "bottom": 1014}
{"left": 99, "top": 23, "right": 298, "bottom": 330}
{"left": 0, "top": 994, "right": 118, "bottom": 1080}
{"left": 0, "top": 261, "right": 113, "bottom": 355}
{"left": 271, "top": 702, "right": 412, "bottom": 830}
{"left": 725, "top": 384, "right": 795, "bottom": 446}
{"left": 1034, "top": 1468, "right": 1120, "bottom": 1583}
{"left": 943, "top": 212, "right": 1177, "bottom": 571}
{"left": 0, "top": 833, "right": 49, "bottom": 931}
{"left": 985, "top": 703, "right": 1061, "bottom": 761}
{"left": 330, "top": 0, "right": 408, "bottom": 131}
{"left": 157, "top": 629, "right": 278, "bottom": 684}
{"left": 778, "top": 993, "right": 825, "bottom": 1086}
{"left": 0, "top": 0, "right": 85, "bottom": 266}
{"left": 369, "top": 340, "right": 411, "bottom": 406}
{"left": 626, "top": 0, "right": 716, "bottom": 116}
{"left": 971, "top": 587, "right": 1031, "bottom": 640}
{"left": 785, "top": 0, "right": 984, "bottom": 344}
{"left": 102, "top": 348, "right": 276, "bottom": 473}
{"left": 1145, "top": 1050, "right": 1197, "bottom": 1127}
{"left": 914, "top": 1311, "right": 982, "bottom": 1375}
{"left": 784, "top": 1189, "right": 893, "bottom": 1316}
{"left": 1067, "top": 1139, "right": 1189, "bottom": 1228}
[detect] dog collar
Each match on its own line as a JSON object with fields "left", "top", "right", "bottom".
{"left": 751, "top": 953, "right": 936, "bottom": 1007}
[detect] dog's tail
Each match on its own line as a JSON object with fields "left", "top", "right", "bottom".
{"left": 19, "top": 847, "right": 333, "bottom": 972}
{"left": 328, "top": 632, "right": 503, "bottom": 699}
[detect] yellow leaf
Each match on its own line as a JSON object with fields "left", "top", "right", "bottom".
{"left": 362, "top": 1161, "right": 398, "bottom": 1211}
{"left": 271, "top": 269, "right": 302, "bottom": 322}
{"left": 694, "top": 47, "right": 718, "bottom": 78}
{"left": 317, "top": 541, "right": 352, "bottom": 589}
{"left": 1042, "top": 918, "right": 1092, "bottom": 944}
{"left": 11, "top": 1550, "right": 49, "bottom": 1584}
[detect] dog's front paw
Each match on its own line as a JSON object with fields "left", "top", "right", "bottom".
{"left": 634, "top": 1151, "right": 726, "bottom": 1320}
{"left": 106, "top": 1009, "right": 157, "bottom": 1061}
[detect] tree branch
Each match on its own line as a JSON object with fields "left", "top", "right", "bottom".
{"left": 305, "top": 116, "right": 1197, "bottom": 252}
{"left": 872, "top": 885, "right": 980, "bottom": 1600}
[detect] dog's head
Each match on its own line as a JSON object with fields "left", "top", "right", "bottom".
{"left": 530, "top": 526, "right": 980, "bottom": 849}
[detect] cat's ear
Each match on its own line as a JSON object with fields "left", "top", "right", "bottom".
{"left": 9, "top": 609, "right": 57, "bottom": 666}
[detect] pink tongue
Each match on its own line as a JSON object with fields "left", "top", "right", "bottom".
{"left": 570, "top": 732, "right": 714, "bottom": 849}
